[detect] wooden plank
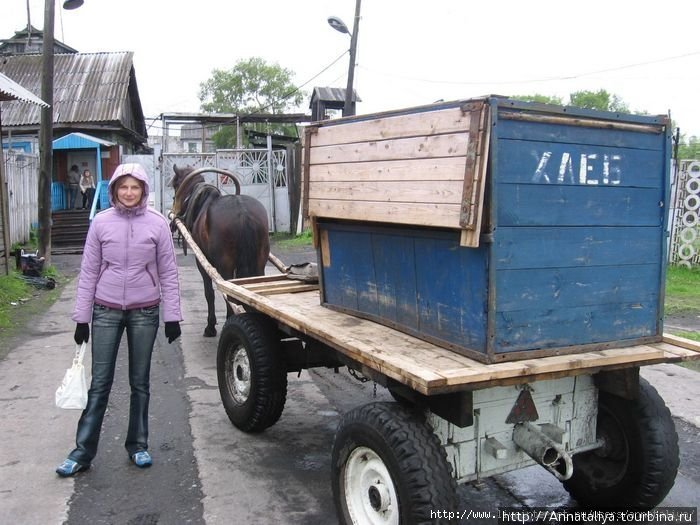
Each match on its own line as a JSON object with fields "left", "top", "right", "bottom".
{"left": 496, "top": 116, "right": 665, "bottom": 150}
{"left": 244, "top": 279, "right": 306, "bottom": 290}
{"left": 439, "top": 346, "right": 666, "bottom": 385}
{"left": 494, "top": 302, "right": 658, "bottom": 353}
{"left": 231, "top": 274, "right": 289, "bottom": 285}
{"left": 311, "top": 107, "right": 473, "bottom": 147}
{"left": 499, "top": 110, "right": 664, "bottom": 136}
{"left": 495, "top": 264, "right": 660, "bottom": 311}
{"left": 496, "top": 184, "right": 663, "bottom": 227}
{"left": 459, "top": 103, "right": 488, "bottom": 232}
{"left": 661, "top": 334, "right": 700, "bottom": 354}
{"left": 308, "top": 180, "right": 465, "bottom": 205}
{"left": 308, "top": 157, "right": 468, "bottom": 183}
{"left": 307, "top": 200, "right": 462, "bottom": 228}
{"left": 309, "top": 133, "right": 469, "bottom": 165}
{"left": 496, "top": 139, "right": 664, "bottom": 189}
{"left": 652, "top": 342, "right": 699, "bottom": 360}
{"left": 493, "top": 226, "right": 662, "bottom": 270}
{"left": 249, "top": 283, "right": 319, "bottom": 296}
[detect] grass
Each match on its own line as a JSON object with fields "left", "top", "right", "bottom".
{"left": 664, "top": 265, "right": 700, "bottom": 316}
{"left": 270, "top": 229, "right": 313, "bottom": 248}
{"left": 674, "top": 332, "right": 700, "bottom": 372}
{"left": 0, "top": 271, "right": 31, "bottom": 328}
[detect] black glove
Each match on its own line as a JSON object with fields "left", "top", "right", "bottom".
{"left": 164, "top": 321, "right": 181, "bottom": 344}
{"left": 74, "top": 323, "right": 90, "bottom": 345}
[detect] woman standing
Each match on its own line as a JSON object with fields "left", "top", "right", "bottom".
{"left": 56, "top": 163, "right": 183, "bottom": 477}
{"left": 79, "top": 169, "right": 96, "bottom": 209}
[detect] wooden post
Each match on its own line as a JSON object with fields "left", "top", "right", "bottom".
{"left": 0, "top": 112, "right": 12, "bottom": 275}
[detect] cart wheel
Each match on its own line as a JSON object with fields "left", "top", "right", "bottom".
{"left": 332, "top": 402, "right": 457, "bottom": 525}
{"left": 563, "top": 378, "right": 679, "bottom": 509}
{"left": 217, "top": 313, "right": 287, "bottom": 433}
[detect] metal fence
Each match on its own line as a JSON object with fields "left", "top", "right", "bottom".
{"left": 160, "top": 146, "right": 290, "bottom": 232}
{"left": 669, "top": 160, "right": 700, "bottom": 267}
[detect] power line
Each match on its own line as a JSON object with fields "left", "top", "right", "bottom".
{"left": 358, "top": 50, "right": 700, "bottom": 86}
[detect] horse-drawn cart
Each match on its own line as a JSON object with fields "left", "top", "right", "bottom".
{"left": 171, "top": 97, "right": 700, "bottom": 524}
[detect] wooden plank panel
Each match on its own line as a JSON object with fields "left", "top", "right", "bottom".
{"left": 308, "top": 180, "right": 465, "bottom": 205}
{"left": 495, "top": 264, "right": 660, "bottom": 311}
{"left": 652, "top": 342, "right": 698, "bottom": 360}
{"left": 311, "top": 107, "right": 473, "bottom": 147}
{"left": 440, "top": 346, "right": 666, "bottom": 385}
{"left": 413, "top": 235, "right": 488, "bottom": 350}
{"left": 370, "top": 233, "right": 420, "bottom": 328}
{"left": 496, "top": 138, "right": 664, "bottom": 189}
{"left": 496, "top": 117, "right": 665, "bottom": 150}
{"left": 662, "top": 333, "right": 700, "bottom": 353}
{"left": 244, "top": 282, "right": 319, "bottom": 295}
{"left": 496, "top": 184, "right": 663, "bottom": 227}
{"left": 308, "top": 157, "right": 468, "bottom": 183}
{"left": 493, "top": 226, "right": 662, "bottom": 270}
{"left": 308, "top": 200, "right": 462, "bottom": 228}
{"left": 309, "top": 133, "right": 469, "bottom": 165}
{"left": 494, "top": 302, "right": 658, "bottom": 353}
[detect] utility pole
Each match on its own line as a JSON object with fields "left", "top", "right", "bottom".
{"left": 38, "top": 0, "right": 55, "bottom": 265}
{"left": 343, "top": 0, "right": 361, "bottom": 117}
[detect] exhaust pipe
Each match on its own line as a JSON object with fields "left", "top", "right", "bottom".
{"left": 512, "top": 422, "right": 573, "bottom": 481}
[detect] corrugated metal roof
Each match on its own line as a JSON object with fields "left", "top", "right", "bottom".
{"left": 0, "top": 52, "right": 134, "bottom": 127}
{"left": 0, "top": 71, "right": 48, "bottom": 106}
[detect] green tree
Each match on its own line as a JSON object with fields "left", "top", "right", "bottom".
{"left": 199, "top": 57, "right": 305, "bottom": 147}
{"left": 512, "top": 89, "right": 631, "bottom": 113}
{"left": 677, "top": 134, "right": 700, "bottom": 160}
{"left": 568, "top": 89, "right": 629, "bottom": 112}
{"left": 511, "top": 93, "right": 564, "bottom": 105}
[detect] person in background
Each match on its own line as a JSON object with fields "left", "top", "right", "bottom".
{"left": 56, "top": 163, "right": 183, "bottom": 477}
{"left": 67, "top": 165, "right": 81, "bottom": 210}
{"left": 79, "top": 169, "right": 96, "bottom": 209}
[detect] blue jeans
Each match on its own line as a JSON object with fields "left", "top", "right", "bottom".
{"left": 67, "top": 185, "right": 79, "bottom": 209}
{"left": 68, "top": 304, "right": 159, "bottom": 465}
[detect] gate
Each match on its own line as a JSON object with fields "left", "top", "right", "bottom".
{"left": 160, "top": 145, "right": 289, "bottom": 233}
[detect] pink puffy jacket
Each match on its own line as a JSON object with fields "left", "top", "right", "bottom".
{"left": 72, "top": 163, "right": 182, "bottom": 324}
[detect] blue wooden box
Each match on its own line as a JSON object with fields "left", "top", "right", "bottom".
{"left": 305, "top": 97, "right": 671, "bottom": 363}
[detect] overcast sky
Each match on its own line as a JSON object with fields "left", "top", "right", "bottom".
{"left": 3, "top": 0, "right": 700, "bottom": 137}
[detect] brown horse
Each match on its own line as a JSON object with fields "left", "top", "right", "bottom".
{"left": 171, "top": 164, "right": 270, "bottom": 337}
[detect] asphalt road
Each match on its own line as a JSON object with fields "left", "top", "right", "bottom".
{"left": 0, "top": 244, "right": 698, "bottom": 524}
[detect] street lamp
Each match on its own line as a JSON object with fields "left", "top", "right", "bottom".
{"left": 38, "top": 0, "right": 83, "bottom": 265}
{"left": 327, "top": 0, "right": 361, "bottom": 117}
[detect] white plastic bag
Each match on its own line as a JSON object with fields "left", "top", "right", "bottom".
{"left": 55, "top": 343, "right": 89, "bottom": 410}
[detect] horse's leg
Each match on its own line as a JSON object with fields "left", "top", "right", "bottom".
{"left": 196, "top": 261, "right": 218, "bottom": 337}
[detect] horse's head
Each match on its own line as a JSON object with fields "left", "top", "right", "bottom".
{"left": 172, "top": 164, "right": 204, "bottom": 194}
{"left": 171, "top": 165, "right": 205, "bottom": 217}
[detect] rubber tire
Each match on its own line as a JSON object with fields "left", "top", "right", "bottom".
{"left": 216, "top": 313, "right": 287, "bottom": 433}
{"left": 563, "top": 378, "right": 679, "bottom": 509}
{"left": 332, "top": 402, "right": 457, "bottom": 525}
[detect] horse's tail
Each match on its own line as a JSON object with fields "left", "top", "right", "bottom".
{"left": 233, "top": 217, "right": 269, "bottom": 278}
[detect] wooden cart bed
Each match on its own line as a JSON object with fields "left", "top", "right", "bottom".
{"left": 170, "top": 216, "right": 699, "bottom": 396}
{"left": 216, "top": 274, "right": 699, "bottom": 395}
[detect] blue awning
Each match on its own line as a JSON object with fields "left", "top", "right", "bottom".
{"left": 53, "top": 132, "right": 115, "bottom": 150}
